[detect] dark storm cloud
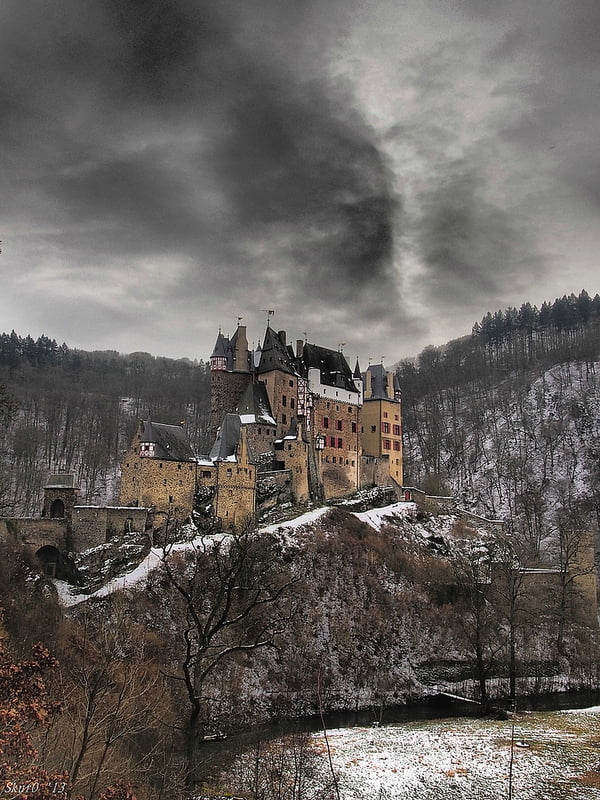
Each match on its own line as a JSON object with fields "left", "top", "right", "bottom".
{"left": 1, "top": 0, "right": 399, "bottom": 342}
{"left": 417, "top": 167, "right": 529, "bottom": 304}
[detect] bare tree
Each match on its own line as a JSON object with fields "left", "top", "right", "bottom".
{"left": 45, "top": 600, "right": 169, "bottom": 800}
{"left": 157, "top": 528, "right": 298, "bottom": 790}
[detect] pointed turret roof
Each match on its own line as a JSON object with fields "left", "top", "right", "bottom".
{"left": 236, "top": 382, "right": 276, "bottom": 425}
{"left": 210, "top": 331, "right": 229, "bottom": 359}
{"left": 209, "top": 414, "right": 241, "bottom": 461}
{"left": 353, "top": 358, "right": 362, "bottom": 379}
{"left": 257, "top": 327, "right": 297, "bottom": 375}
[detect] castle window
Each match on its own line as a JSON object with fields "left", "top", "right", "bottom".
{"left": 178, "top": 464, "right": 181, "bottom": 470}
{"left": 288, "top": 444, "right": 292, "bottom": 451}
{"left": 393, "top": 441, "right": 401, "bottom": 451}
{"left": 395, "top": 414, "right": 399, "bottom": 420}
{"left": 290, "top": 398, "right": 295, "bottom": 409}
{"left": 393, "top": 424, "right": 401, "bottom": 435}
{"left": 371, "top": 425, "right": 376, "bottom": 433}
{"left": 258, "top": 427, "right": 262, "bottom": 434}
{"left": 383, "top": 439, "right": 391, "bottom": 450}
{"left": 336, "top": 420, "right": 342, "bottom": 431}
{"left": 333, "top": 456, "right": 337, "bottom": 463}
{"left": 323, "top": 417, "right": 329, "bottom": 428}
{"left": 383, "top": 411, "right": 388, "bottom": 418}
{"left": 226, "top": 468, "right": 232, "bottom": 476}
{"left": 168, "top": 494, "right": 173, "bottom": 502}
{"left": 337, "top": 438, "right": 343, "bottom": 448}
{"left": 50, "top": 499, "right": 65, "bottom": 519}
{"left": 382, "top": 422, "right": 390, "bottom": 433}
{"left": 336, "top": 405, "right": 339, "bottom": 411}
{"left": 159, "top": 463, "right": 163, "bottom": 468}
{"left": 163, "top": 479, "right": 167, "bottom": 485}
{"left": 282, "top": 414, "right": 287, "bottom": 424}
{"left": 352, "top": 422, "right": 357, "bottom": 433}
{"left": 282, "top": 395, "right": 287, "bottom": 407}
{"left": 289, "top": 380, "right": 294, "bottom": 387}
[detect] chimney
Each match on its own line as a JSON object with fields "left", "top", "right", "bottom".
{"left": 278, "top": 330, "right": 287, "bottom": 345}
{"left": 296, "top": 339, "right": 304, "bottom": 358}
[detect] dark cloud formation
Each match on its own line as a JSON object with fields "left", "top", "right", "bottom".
{"left": 417, "top": 164, "right": 542, "bottom": 310}
{"left": 0, "top": 0, "right": 400, "bottom": 360}
{"left": 2, "top": 0, "right": 600, "bottom": 361}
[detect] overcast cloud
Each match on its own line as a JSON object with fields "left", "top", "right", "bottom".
{"left": 1, "top": 0, "right": 599, "bottom": 365}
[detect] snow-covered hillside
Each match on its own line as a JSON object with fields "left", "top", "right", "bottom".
{"left": 403, "top": 361, "right": 600, "bottom": 554}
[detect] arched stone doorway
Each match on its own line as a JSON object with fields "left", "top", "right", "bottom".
{"left": 36, "top": 545, "right": 61, "bottom": 578}
{"left": 50, "top": 498, "right": 65, "bottom": 518}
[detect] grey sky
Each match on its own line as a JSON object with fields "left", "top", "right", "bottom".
{"left": 1, "top": 0, "right": 599, "bottom": 365}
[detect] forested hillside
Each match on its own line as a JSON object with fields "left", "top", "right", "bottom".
{"left": 0, "top": 333, "right": 210, "bottom": 515}
{"left": 399, "top": 290, "right": 600, "bottom": 558}
{"left": 2, "top": 289, "right": 600, "bottom": 530}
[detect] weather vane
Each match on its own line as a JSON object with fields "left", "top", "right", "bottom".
{"left": 261, "top": 309, "right": 275, "bottom": 326}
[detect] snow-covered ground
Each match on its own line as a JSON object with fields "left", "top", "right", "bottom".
{"left": 315, "top": 706, "right": 600, "bottom": 799}
{"left": 54, "top": 502, "right": 430, "bottom": 607}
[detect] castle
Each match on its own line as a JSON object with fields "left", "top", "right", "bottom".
{"left": 118, "top": 322, "right": 404, "bottom": 531}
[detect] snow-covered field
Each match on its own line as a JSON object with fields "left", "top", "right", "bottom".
{"left": 315, "top": 706, "right": 600, "bottom": 799}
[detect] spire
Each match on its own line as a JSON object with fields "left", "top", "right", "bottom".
{"left": 210, "top": 330, "right": 229, "bottom": 371}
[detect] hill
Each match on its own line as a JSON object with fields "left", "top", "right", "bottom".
{"left": 398, "top": 290, "right": 600, "bottom": 559}
{"left": 0, "top": 333, "right": 210, "bottom": 514}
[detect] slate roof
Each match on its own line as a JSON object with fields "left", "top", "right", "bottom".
{"left": 236, "top": 381, "right": 276, "bottom": 425}
{"left": 257, "top": 327, "right": 297, "bottom": 375}
{"left": 363, "top": 364, "right": 400, "bottom": 401}
{"left": 300, "top": 343, "right": 359, "bottom": 393}
{"left": 140, "top": 421, "right": 196, "bottom": 461}
{"left": 210, "top": 331, "right": 229, "bottom": 359}
{"left": 45, "top": 473, "right": 78, "bottom": 489}
{"left": 209, "top": 413, "right": 242, "bottom": 461}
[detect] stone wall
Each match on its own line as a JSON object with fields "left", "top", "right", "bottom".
{"left": 360, "top": 454, "right": 393, "bottom": 491}
{"left": 0, "top": 518, "right": 68, "bottom": 550}
{"left": 215, "top": 461, "right": 255, "bottom": 530}
{"left": 275, "top": 434, "right": 310, "bottom": 503}
{"left": 120, "top": 454, "right": 197, "bottom": 520}
{"left": 311, "top": 396, "right": 361, "bottom": 499}
{"left": 210, "top": 370, "right": 252, "bottom": 433}
{"left": 71, "top": 506, "right": 150, "bottom": 551}
{"left": 259, "top": 372, "right": 298, "bottom": 440}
